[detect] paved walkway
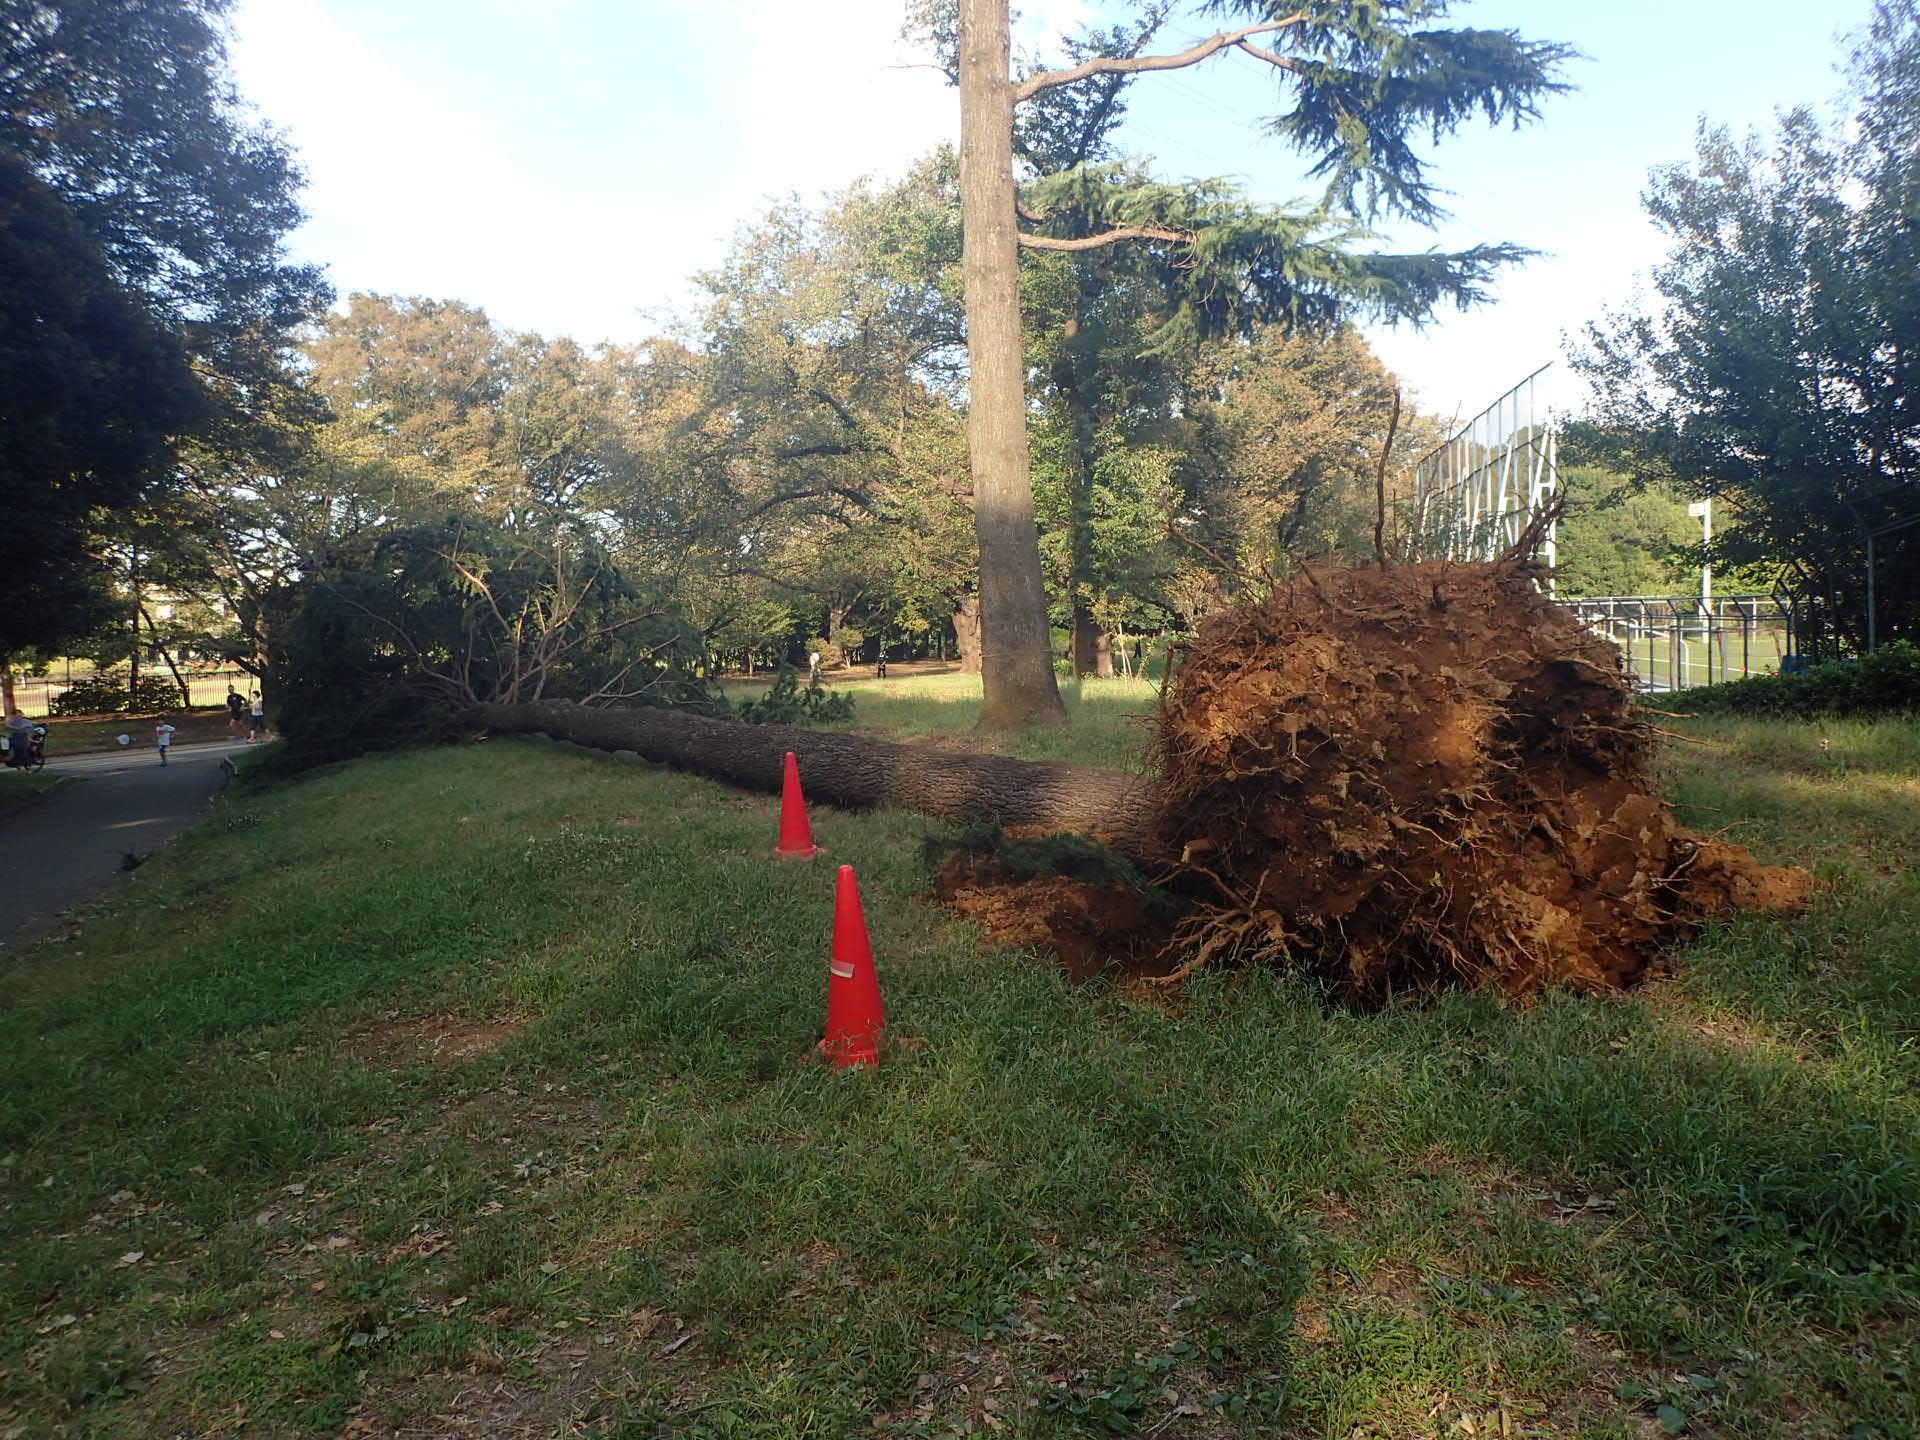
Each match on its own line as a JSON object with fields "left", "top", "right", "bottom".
{"left": 0, "top": 739, "right": 252, "bottom": 952}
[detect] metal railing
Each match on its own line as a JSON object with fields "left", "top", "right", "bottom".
{"left": 9, "top": 666, "right": 255, "bottom": 718}
{"left": 1556, "top": 595, "right": 1791, "bottom": 693}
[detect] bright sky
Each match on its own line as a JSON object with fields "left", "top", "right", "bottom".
{"left": 228, "top": 0, "right": 1877, "bottom": 428}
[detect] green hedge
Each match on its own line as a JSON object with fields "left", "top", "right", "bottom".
{"left": 48, "top": 673, "right": 180, "bottom": 715}
{"left": 1679, "top": 640, "right": 1920, "bottom": 718}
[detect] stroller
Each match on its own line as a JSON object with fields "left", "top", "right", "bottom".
{"left": 6, "top": 724, "right": 47, "bottom": 771}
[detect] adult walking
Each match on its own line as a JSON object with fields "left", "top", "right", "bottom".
{"left": 247, "top": 692, "right": 267, "bottom": 742}
{"left": 5, "top": 708, "right": 33, "bottom": 769}
{"left": 225, "top": 685, "right": 248, "bottom": 737}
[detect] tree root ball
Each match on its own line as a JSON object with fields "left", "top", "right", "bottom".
{"left": 1152, "top": 553, "right": 1808, "bottom": 997}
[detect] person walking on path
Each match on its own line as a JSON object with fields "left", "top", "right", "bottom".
{"left": 808, "top": 651, "right": 821, "bottom": 684}
{"left": 247, "top": 692, "right": 266, "bottom": 743}
{"left": 225, "top": 685, "right": 248, "bottom": 737}
{"left": 153, "top": 716, "right": 176, "bottom": 766}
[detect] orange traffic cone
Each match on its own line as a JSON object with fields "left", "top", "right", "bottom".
{"left": 820, "top": 864, "right": 885, "bottom": 1070}
{"left": 775, "top": 751, "right": 818, "bottom": 859}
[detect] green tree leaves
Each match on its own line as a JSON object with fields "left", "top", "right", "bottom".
{"left": 1575, "top": 2, "right": 1920, "bottom": 648}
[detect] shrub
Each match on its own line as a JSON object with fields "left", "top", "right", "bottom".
{"left": 733, "top": 668, "right": 855, "bottom": 726}
{"left": 1681, "top": 640, "right": 1920, "bottom": 718}
{"left": 48, "top": 673, "right": 178, "bottom": 715}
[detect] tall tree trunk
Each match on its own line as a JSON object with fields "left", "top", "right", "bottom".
{"left": 1093, "top": 629, "right": 1114, "bottom": 679}
{"left": 0, "top": 664, "right": 15, "bottom": 713}
{"left": 128, "top": 546, "right": 141, "bottom": 697}
{"left": 477, "top": 699, "right": 1165, "bottom": 863}
{"left": 827, "top": 606, "right": 849, "bottom": 667}
{"left": 1053, "top": 311, "right": 1102, "bottom": 681}
{"left": 960, "top": 0, "right": 1067, "bottom": 731}
{"left": 952, "top": 593, "right": 983, "bottom": 675}
{"left": 1071, "top": 598, "right": 1099, "bottom": 677}
{"left": 141, "top": 605, "right": 192, "bottom": 707}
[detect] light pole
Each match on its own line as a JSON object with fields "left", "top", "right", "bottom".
{"left": 1686, "top": 499, "right": 1712, "bottom": 609}
{"left": 1687, "top": 499, "right": 1713, "bottom": 685}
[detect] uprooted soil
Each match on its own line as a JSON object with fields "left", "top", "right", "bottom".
{"left": 932, "top": 850, "right": 1181, "bottom": 985}
{"left": 938, "top": 550, "right": 1808, "bottom": 999}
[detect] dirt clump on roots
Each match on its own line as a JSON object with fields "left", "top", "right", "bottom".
{"left": 1150, "top": 549, "right": 1809, "bottom": 998}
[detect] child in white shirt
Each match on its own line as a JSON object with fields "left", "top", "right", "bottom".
{"left": 154, "top": 717, "right": 176, "bottom": 767}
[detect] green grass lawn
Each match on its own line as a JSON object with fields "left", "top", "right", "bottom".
{"left": 37, "top": 706, "right": 242, "bottom": 758}
{"left": 1608, "top": 632, "right": 1791, "bottom": 692}
{"left": 1, "top": 691, "right": 1915, "bottom": 1438}
{"left": 0, "top": 770, "right": 66, "bottom": 820}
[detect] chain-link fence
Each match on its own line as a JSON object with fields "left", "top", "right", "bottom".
{"left": 1556, "top": 595, "right": 1794, "bottom": 693}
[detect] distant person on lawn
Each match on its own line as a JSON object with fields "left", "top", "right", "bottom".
{"left": 153, "top": 716, "right": 176, "bottom": 767}
{"left": 248, "top": 692, "right": 266, "bottom": 742}
{"left": 226, "top": 685, "right": 247, "bottom": 736}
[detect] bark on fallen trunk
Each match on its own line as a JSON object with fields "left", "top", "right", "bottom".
{"left": 476, "top": 700, "right": 1169, "bottom": 863}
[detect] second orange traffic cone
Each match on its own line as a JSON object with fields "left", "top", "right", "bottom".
{"left": 820, "top": 864, "right": 885, "bottom": 1070}
{"left": 774, "top": 750, "right": 818, "bottom": 859}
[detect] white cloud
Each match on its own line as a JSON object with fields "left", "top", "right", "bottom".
{"left": 728, "top": 0, "right": 955, "bottom": 209}
{"left": 231, "top": 0, "right": 977, "bottom": 343}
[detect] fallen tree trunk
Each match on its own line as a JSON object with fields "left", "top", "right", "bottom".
{"left": 475, "top": 699, "right": 1169, "bottom": 863}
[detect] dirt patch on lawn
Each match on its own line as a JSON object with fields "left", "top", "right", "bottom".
{"left": 335, "top": 1314, "right": 674, "bottom": 1438}
{"left": 341, "top": 1013, "right": 527, "bottom": 1069}
{"left": 884, "top": 1238, "right": 1287, "bottom": 1439}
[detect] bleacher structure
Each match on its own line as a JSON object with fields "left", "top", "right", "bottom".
{"left": 1410, "top": 363, "right": 1559, "bottom": 570}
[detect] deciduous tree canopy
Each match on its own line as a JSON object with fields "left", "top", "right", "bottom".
{"left": 1576, "top": 1, "right": 1920, "bottom": 649}
{"left": 1, "top": 0, "right": 328, "bottom": 654}
{"left": 0, "top": 153, "right": 200, "bottom": 652}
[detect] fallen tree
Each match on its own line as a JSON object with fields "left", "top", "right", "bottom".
{"left": 477, "top": 537, "right": 1810, "bottom": 999}
{"left": 474, "top": 698, "right": 1168, "bottom": 863}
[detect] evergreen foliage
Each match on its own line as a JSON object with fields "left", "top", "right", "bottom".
{"left": 1253, "top": 6, "right": 1576, "bottom": 224}
{"left": 1, "top": 0, "right": 327, "bottom": 659}
{"left": 0, "top": 154, "right": 203, "bottom": 654}
{"left": 1019, "top": 163, "right": 1525, "bottom": 353}
{"left": 1679, "top": 642, "right": 1920, "bottom": 719}
{"left": 2, "top": 0, "right": 327, "bottom": 347}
